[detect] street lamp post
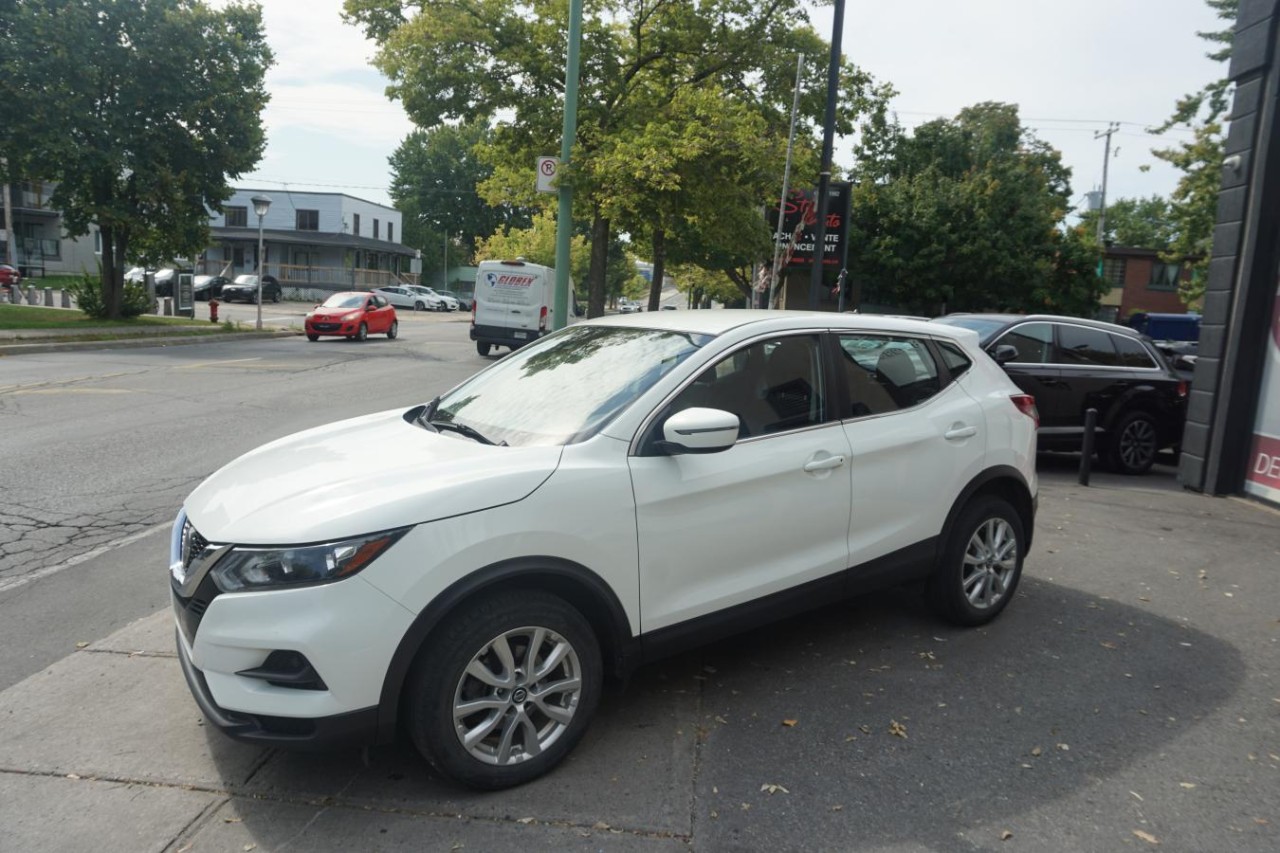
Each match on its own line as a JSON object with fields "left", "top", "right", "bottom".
{"left": 250, "top": 194, "right": 272, "bottom": 330}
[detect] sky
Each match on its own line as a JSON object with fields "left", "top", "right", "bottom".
{"left": 237, "top": 0, "right": 1227, "bottom": 216}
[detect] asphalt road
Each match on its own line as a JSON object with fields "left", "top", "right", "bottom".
{"left": 0, "top": 310, "right": 481, "bottom": 690}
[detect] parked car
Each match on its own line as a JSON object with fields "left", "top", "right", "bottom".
{"left": 221, "top": 274, "right": 281, "bottom": 304}
{"left": 193, "top": 275, "right": 231, "bottom": 301}
{"left": 0, "top": 263, "right": 22, "bottom": 291}
{"left": 660, "top": 304, "right": 677, "bottom": 311}
{"left": 406, "top": 285, "right": 458, "bottom": 311}
{"left": 618, "top": 298, "right": 642, "bottom": 314}
{"left": 170, "top": 311, "right": 1038, "bottom": 790}
{"left": 304, "top": 291, "right": 397, "bottom": 341}
{"left": 933, "top": 313, "right": 1187, "bottom": 474}
{"left": 373, "top": 285, "right": 438, "bottom": 311}
{"left": 436, "top": 289, "right": 474, "bottom": 311}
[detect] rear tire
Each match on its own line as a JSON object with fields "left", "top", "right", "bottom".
{"left": 1104, "top": 410, "right": 1159, "bottom": 475}
{"left": 272, "top": 291, "right": 281, "bottom": 303}
{"left": 404, "top": 590, "right": 602, "bottom": 791}
{"left": 928, "top": 496, "right": 1024, "bottom": 627}
{"left": 476, "top": 342, "right": 491, "bottom": 357}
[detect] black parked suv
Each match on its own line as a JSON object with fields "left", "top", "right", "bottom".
{"left": 220, "top": 274, "right": 281, "bottom": 304}
{"left": 933, "top": 314, "right": 1188, "bottom": 474}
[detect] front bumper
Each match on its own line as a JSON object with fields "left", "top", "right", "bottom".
{"left": 176, "top": 628, "right": 379, "bottom": 749}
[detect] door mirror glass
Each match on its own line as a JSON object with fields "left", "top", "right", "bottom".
{"left": 659, "top": 407, "right": 740, "bottom": 454}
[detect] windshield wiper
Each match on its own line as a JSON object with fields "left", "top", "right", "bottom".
{"left": 428, "top": 419, "right": 506, "bottom": 447}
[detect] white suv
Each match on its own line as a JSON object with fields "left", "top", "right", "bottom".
{"left": 170, "top": 311, "right": 1037, "bottom": 790}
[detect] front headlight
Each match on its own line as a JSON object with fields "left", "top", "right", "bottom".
{"left": 210, "top": 528, "right": 409, "bottom": 593}
{"left": 342, "top": 311, "right": 362, "bottom": 322}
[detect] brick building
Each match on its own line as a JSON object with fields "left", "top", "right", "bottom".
{"left": 1097, "top": 246, "right": 1196, "bottom": 323}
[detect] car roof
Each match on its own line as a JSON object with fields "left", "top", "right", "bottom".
{"left": 582, "top": 309, "right": 978, "bottom": 342}
{"left": 938, "top": 312, "right": 1147, "bottom": 340}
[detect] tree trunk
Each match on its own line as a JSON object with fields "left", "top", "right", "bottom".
{"left": 647, "top": 227, "right": 666, "bottom": 312}
{"left": 587, "top": 209, "right": 610, "bottom": 318}
{"left": 107, "top": 230, "right": 127, "bottom": 319}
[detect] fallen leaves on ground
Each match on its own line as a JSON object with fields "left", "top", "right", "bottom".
{"left": 1133, "top": 829, "right": 1160, "bottom": 845}
{"left": 1001, "top": 830, "right": 1013, "bottom": 840}
{"left": 889, "top": 720, "right": 908, "bottom": 739}
{"left": 760, "top": 783, "right": 790, "bottom": 795}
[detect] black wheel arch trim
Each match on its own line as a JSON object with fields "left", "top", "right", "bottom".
{"left": 938, "top": 466, "right": 1036, "bottom": 558}
{"left": 374, "top": 557, "right": 636, "bottom": 744}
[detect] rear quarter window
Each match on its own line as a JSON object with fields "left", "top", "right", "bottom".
{"left": 935, "top": 341, "right": 972, "bottom": 378}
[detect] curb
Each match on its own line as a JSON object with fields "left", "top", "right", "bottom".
{"left": 0, "top": 329, "right": 297, "bottom": 356}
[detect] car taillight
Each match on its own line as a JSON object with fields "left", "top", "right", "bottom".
{"left": 539, "top": 305, "right": 548, "bottom": 331}
{"left": 1011, "top": 394, "right": 1039, "bottom": 429}
{"left": 1176, "top": 380, "right": 1189, "bottom": 398}
{"left": 470, "top": 300, "right": 476, "bottom": 327}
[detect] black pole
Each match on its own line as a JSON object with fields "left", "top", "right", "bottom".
{"left": 808, "top": 0, "right": 846, "bottom": 309}
{"left": 1079, "top": 407, "right": 1098, "bottom": 486}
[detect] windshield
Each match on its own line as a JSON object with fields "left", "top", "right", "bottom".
{"left": 433, "top": 325, "right": 712, "bottom": 446}
{"left": 232, "top": 275, "right": 256, "bottom": 286}
{"left": 932, "top": 315, "right": 1010, "bottom": 342}
{"left": 321, "top": 294, "right": 367, "bottom": 309}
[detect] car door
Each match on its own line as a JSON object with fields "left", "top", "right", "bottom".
{"left": 1050, "top": 322, "right": 1127, "bottom": 436}
{"left": 832, "top": 333, "right": 989, "bottom": 568}
{"left": 628, "top": 333, "right": 853, "bottom": 633}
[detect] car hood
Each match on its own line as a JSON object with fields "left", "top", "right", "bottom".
{"left": 184, "top": 408, "right": 562, "bottom": 544}
{"left": 308, "top": 309, "right": 358, "bottom": 321}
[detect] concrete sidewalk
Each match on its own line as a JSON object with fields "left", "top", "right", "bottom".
{"left": 1, "top": 470, "right": 1277, "bottom": 852}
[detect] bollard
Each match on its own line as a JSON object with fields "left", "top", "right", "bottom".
{"left": 27, "top": 287, "right": 39, "bottom": 305}
{"left": 43, "top": 287, "right": 54, "bottom": 306}
{"left": 61, "top": 290, "right": 71, "bottom": 308}
{"left": 1078, "top": 407, "right": 1098, "bottom": 486}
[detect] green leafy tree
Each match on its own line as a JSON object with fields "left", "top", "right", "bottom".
{"left": 1078, "top": 195, "right": 1176, "bottom": 251}
{"left": 851, "top": 102, "right": 1107, "bottom": 315}
{"left": 1151, "top": 0, "right": 1238, "bottom": 305}
{"left": 475, "top": 210, "right": 591, "bottom": 284}
{"left": 343, "top": 0, "right": 891, "bottom": 315}
{"left": 389, "top": 120, "right": 533, "bottom": 265}
{"left": 0, "top": 0, "right": 272, "bottom": 319}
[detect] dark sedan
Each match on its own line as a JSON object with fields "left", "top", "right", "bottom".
{"left": 193, "top": 275, "right": 232, "bottom": 301}
{"left": 221, "top": 274, "right": 281, "bottom": 304}
{"left": 933, "top": 313, "right": 1188, "bottom": 474}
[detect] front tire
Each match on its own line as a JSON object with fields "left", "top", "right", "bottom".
{"left": 355, "top": 322, "right": 368, "bottom": 342}
{"left": 1105, "top": 410, "right": 1159, "bottom": 475}
{"left": 928, "top": 496, "right": 1025, "bottom": 626}
{"left": 414, "top": 301, "right": 426, "bottom": 312}
{"left": 405, "top": 590, "right": 602, "bottom": 790}
{"left": 387, "top": 320, "right": 398, "bottom": 340}
{"left": 306, "top": 333, "right": 319, "bottom": 342}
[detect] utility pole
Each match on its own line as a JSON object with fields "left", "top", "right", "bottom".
{"left": 1094, "top": 122, "right": 1120, "bottom": 246}
{"left": 1, "top": 159, "right": 15, "bottom": 268}
{"left": 767, "top": 54, "right": 804, "bottom": 310}
{"left": 808, "top": 0, "right": 846, "bottom": 310}
{"left": 552, "top": 0, "right": 584, "bottom": 330}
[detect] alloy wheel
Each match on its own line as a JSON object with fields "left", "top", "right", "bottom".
{"left": 962, "top": 518, "right": 1017, "bottom": 610}
{"left": 1119, "top": 417, "right": 1157, "bottom": 470}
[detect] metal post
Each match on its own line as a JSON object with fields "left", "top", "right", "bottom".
{"left": 1079, "top": 407, "right": 1098, "bottom": 486}
{"left": 553, "top": 0, "right": 584, "bottom": 330}
{"left": 808, "top": 0, "right": 846, "bottom": 309}
{"left": 255, "top": 215, "right": 264, "bottom": 330}
{"left": 768, "top": 55, "right": 804, "bottom": 310}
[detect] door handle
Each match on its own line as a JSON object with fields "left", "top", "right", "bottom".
{"left": 944, "top": 425, "right": 978, "bottom": 440}
{"left": 803, "top": 454, "right": 847, "bottom": 472}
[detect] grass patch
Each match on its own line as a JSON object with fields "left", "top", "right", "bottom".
{"left": 0, "top": 303, "right": 219, "bottom": 331}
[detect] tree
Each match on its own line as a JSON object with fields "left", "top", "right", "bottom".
{"left": 850, "top": 102, "right": 1107, "bottom": 315}
{"left": 343, "top": 0, "right": 891, "bottom": 315}
{"left": 1078, "top": 195, "right": 1175, "bottom": 251}
{"left": 1151, "top": 0, "right": 1238, "bottom": 305}
{"left": 389, "top": 120, "right": 533, "bottom": 264}
{"left": 0, "top": 0, "right": 272, "bottom": 318}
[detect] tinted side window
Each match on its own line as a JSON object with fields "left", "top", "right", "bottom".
{"left": 836, "top": 334, "right": 942, "bottom": 416}
{"left": 935, "top": 341, "right": 972, "bottom": 379}
{"left": 1111, "top": 334, "right": 1157, "bottom": 368}
{"left": 994, "top": 323, "right": 1053, "bottom": 363}
{"left": 667, "top": 335, "right": 825, "bottom": 437}
{"left": 1055, "top": 325, "right": 1120, "bottom": 366}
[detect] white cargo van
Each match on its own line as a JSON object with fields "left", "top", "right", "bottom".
{"left": 470, "top": 259, "right": 579, "bottom": 356}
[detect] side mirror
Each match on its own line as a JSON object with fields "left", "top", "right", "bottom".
{"left": 656, "top": 407, "right": 740, "bottom": 455}
{"left": 990, "top": 344, "right": 1019, "bottom": 365}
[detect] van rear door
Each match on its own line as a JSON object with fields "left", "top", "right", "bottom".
{"left": 476, "top": 262, "right": 545, "bottom": 340}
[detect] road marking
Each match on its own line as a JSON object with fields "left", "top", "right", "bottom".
{"left": 0, "top": 521, "right": 171, "bottom": 595}
{"left": 9, "top": 388, "right": 131, "bottom": 395}
{"left": 174, "top": 357, "right": 263, "bottom": 370}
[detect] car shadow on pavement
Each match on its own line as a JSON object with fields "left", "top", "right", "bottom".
{"left": 203, "top": 576, "right": 1244, "bottom": 849}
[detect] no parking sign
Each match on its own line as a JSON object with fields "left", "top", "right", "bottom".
{"left": 536, "top": 156, "right": 558, "bottom": 193}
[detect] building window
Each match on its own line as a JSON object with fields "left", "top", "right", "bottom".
{"left": 225, "top": 206, "right": 248, "bottom": 227}
{"left": 1102, "top": 257, "right": 1126, "bottom": 288}
{"left": 93, "top": 229, "right": 102, "bottom": 255}
{"left": 1148, "top": 262, "right": 1181, "bottom": 292}
{"left": 373, "top": 218, "right": 380, "bottom": 240}
{"left": 296, "top": 209, "right": 319, "bottom": 231}
{"left": 388, "top": 222, "right": 394, "bottom": 243}
{"left": 352, "top": 213, "right": 360, "bottom": 236}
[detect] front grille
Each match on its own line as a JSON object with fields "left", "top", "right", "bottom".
{"left": 173, "top": 519, "right": 223, "bottom": 643}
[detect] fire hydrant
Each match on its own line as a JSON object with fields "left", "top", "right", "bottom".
{"left": 209, "top": 298, "right": 220, "bottom": 324}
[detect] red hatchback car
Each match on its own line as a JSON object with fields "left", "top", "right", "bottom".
{"left": 0, "top": 263, "right": 21, "bottom": 291}
{"left": 305, "top": 292, "right": 398, "bottom": 342}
